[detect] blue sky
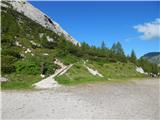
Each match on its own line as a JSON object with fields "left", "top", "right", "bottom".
{"left": 29, "top": 1, "right": 160, "bottom": 58}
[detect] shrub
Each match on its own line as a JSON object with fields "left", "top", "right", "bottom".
{"left": 44, "top": 62, "right": 59, "bottom": 76}
{"left": 1, "top": 65, "right": 16, "bottom": 74}
{"left": 15, "top": 60, "right": 40, "bottom": 75}
{"left": 75, "top": 64, "right": 81, "bottom": 69}
{"left": 1, "top": 55, "right": 16, "bottom": 74}
{"left": 2, "top": 48, "right": 21, "bottom": 59}
{"left": 1, "top": 34, "right": 15, "bottom": 46}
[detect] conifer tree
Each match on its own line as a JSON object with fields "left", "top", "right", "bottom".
{"left": 130, "top": 50, "right": 137, "bottom": 64}
{"left": 101, "top": 41, "right": 106, "bottom": 49}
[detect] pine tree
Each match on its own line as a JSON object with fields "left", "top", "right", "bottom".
{"left": 111, "top": 42, "right": 124, "bottom": 55}
{"left": 130, "top": 50, "right": 137, "bottom": 64}
{"left": 110, "top": 42, "right": 126, "bottom": 62}
{"left": 101, "top": 41, "right": 106, "bottom": 49}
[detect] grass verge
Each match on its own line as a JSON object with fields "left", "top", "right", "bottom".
{"left": 1, "top": 74, "right": 41, "bottom": 89}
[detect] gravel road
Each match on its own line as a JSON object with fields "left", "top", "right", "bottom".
{"left": 1, "top": 79, "right": 160, "bottom": 120}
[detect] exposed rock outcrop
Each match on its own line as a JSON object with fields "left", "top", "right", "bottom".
{"left": 3, "top": 0, "right": 80, "bottom": 45}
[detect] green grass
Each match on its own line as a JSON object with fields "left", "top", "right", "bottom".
{"left": 1, "top": 61, "right": 148, "bottom": 89}
{"left": 56, "top": 62, "right": 107, "bottom": 85}
{"left": 56, "top": 61, "right": 147, "bottom": 85}
{"left": 1, "top": 74, "right": 41, "bottom": 89}
{"left": 87, "top": 61, "right": 145, "bottom": 79}
{"left": 57, "top": 53, "right": 79, "bottom": 65}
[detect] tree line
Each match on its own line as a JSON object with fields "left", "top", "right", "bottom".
{"left": 56, "top": 38, "right": 160, "bottom": 75}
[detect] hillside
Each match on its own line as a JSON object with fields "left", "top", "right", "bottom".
{"left": 142, "top": 52, "right": 160, "bottom": 66}
{"left": 1, "top": 0, "right": 79, "bottom": 45}
{"left": 56, "top": 61, "right": 144, "bottom": 85}
{"left": 1, "top": 0, "right": 80, "bottom": 88}
{"left": 1, "top": 0, "right": 158, "bottom": 89}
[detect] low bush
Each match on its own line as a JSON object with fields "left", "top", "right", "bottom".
{"left": 1, "top": 55, "right": 17, "bottom": 74}
{"left": 15, "top": 60, "right": 40, "bottom": 75}
{"left": 44, "top": 62, "right": 59, "bottom": 76}
{"left": 2, "top": 48, "right": 22, "bottom": 59}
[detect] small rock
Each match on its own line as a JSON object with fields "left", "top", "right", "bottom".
{"left": 47, "top": 36, "right": 54, "bottom": 42}
{"left": 43, "top": 53, "right": 48, "bottom": 56}
{"left": 40, "top": 74, "right": 45, "bottom": 78}
{"left": 25, "top": 48, "right": 31, "bottom": 53}
{"left": 0, "top": 77, "right": 8, "bottom": 82}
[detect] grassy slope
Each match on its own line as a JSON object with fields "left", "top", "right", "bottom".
{"left": 56, "top": 62, "right": 105, "bottom": 85}
{"left": 56, "top": 61, "right": 146, "bottom": 85}
{"left": 1, "top": 2, "right": 148, "bottom": 89}
{"left": 87, "top": 61, "right": 145, "bottom": 79}
{"left": 1, "top": 74, "right": 41, "bottom": 89}
{"left": 1, "top": 4, "right": 60, "bottom": 89}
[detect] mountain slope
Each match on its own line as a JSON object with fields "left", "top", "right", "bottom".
{"left": 1, "top": 0, "right": 77, "bottom": 88}
{"left": 142, "top": 52, "right": 160, "bottom": 65}
{"left": 1, "top": 0, "right": 79, "bottom": 75}
{"left": 1, "top": 0, "right": 79, "bottom": 45}
{"left": 1, "top": 0, "right": 155, "bottom": 89}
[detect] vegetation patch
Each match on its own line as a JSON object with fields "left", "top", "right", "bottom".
{"left": 1, "top": 74, "right": 41, "bottom": 89}
{"left": 56, "top": 62, "right": 106, "bottom": 85}
{"left": 56, "top": 61, "right": 147, "bottom": 85}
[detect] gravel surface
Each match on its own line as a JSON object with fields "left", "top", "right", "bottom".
{"left": 1, "top": 79, "right": 160, "bottom": 120}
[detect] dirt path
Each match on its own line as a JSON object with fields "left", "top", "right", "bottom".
{"left": 33, "top": 59, "right": 73, "bottom": 89}
{"left": 1, "top": 79, "right": 160, "bottom": 119}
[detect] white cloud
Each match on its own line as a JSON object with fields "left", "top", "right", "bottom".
{"left": 134, "top": 18, "right": 160, "bottom": 40}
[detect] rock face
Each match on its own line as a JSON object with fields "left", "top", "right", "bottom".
{"left": 136, "top": 67, "right": 145, "bottom": 74}
{"left": 4, "top": 0, "right": 80, "bottom": 45}
{"left": 84, "top": 65, "right": 103, "bottom": 77}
